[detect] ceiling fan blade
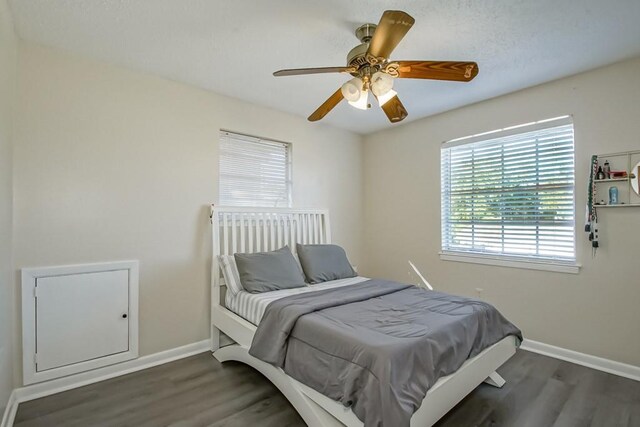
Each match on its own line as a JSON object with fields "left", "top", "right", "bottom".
{"left": 308, "top": 88, "right": 344, "bottom": 122}
{"left": 367, "top": 10, "right": 415, "bottom": 61}
{"left": 274, "top": 66, "right": 357, "bottom": 77}
{"left": 379, "top": 94, "right": 408, "bottom": 123}
{"left": 394, "top": 61, "right": 479, "bottom": 82}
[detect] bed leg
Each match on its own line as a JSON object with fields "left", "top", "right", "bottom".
{"left": 211, "top": 325, "right": 220, "bottom": 352}
{"left": 484, "top": 371, "right": 506, "bottom": 388}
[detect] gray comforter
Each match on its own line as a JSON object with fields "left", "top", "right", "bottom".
{"left": 249, "top": 279, "right": 522, "bottom": 427}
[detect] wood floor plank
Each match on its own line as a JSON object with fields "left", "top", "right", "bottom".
{"left": 435, "top": 351, "right": 538, "bottom": 426}
{"left": 21, "top": 364, "right": 204, "bottom": 424}
{"left": 14, "top": 350, "right": 640, "bottom": 427}
{"left": 206, "top": 394, "right": 303, "bottom": 427}
{"left": 512, "top": 377, "right": 573, "bottom": 427}
{"left": 552, "top": 363, "right": 609, "bottom": 427}
{"left": 14, "top": 355, "right": 214, "bottom": 422}
{"left": 474, "top": 353, "right": 563, "bottom": 426}
{"left": 589, "top": 395, "right": 633, "bottom": 427}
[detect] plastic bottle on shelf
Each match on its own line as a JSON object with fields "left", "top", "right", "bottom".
{"left": 609, "top": 186, "right": 618, "bottom": 205}
{"left": 603, "top": 160, "right": 611, "bottom": 179}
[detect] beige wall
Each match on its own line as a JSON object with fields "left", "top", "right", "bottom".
{"left": 12, "top": 42, "right": 363, "bottom": 384}
{"left": 362, "top": 57, "right": 640, "bottom": 367}
{"left": 0, "top": 0, "right": 16, "bottom": 411}
{"left": 9, "top": 35, "right": 639, "bottom": 395}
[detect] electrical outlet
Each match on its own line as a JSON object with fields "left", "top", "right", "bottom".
{"left": 475, "top": 288, "right": 484, "bottom": 299}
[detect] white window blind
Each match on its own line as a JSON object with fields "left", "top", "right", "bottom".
{"left": 219, "top": 131, "right": 292, "bottom": 207}
{"left": 441, "top": 117, "right": 576, "bottom": 263}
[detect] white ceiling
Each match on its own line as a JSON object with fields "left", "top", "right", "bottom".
{"left": 9, "top": 0, "right": 640, "bottom": 135}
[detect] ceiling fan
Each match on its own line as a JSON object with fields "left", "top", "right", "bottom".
{"left": 273, "top": 10, "right": 479, "bottom": 124}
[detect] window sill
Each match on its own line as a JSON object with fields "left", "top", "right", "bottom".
{"left": 439, "top": 251, "right": 581, "bottom": 274}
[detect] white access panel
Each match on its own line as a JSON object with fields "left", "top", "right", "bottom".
{"left": 22, "top": 261, "right": 139, "bottom": 385}
{"left": 35, "top": 270, "right": 130, "bottom": 371}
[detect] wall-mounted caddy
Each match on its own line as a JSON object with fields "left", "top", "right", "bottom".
{"left": 593, "top": 150, "right": 640, "bottom": 208}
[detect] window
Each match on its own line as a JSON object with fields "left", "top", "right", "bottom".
{"left": 219, "top": 131, "right": 292, "bottom": 207}
{"left": 440, "top": 116, "right": 577, "bottom": 272}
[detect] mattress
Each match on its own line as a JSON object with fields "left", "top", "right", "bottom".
{"left": 226, "top": 276, "right": 369, "bottom": 325}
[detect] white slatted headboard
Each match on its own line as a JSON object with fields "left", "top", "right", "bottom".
{"left": 211, "top": 206, "right": 331, "bottom": 260}
{"left": 209, "top": 206, "right": 331, "bottom": 345}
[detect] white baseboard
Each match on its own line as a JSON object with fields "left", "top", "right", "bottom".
{"left": 521, "top": 339, "right": 640, "bottom": 382}
{"left": 4, "top": 339, "right": 209, "bottom": 424}
{"left": 0, "top": 391, "right": 18, "bottom": 427}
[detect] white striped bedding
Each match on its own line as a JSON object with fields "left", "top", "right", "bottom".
{"left": 226, "top": 276, "right": 370, "bottom": 326}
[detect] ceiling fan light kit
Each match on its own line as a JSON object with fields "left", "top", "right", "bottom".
{"left": 349, "top": 88, "right": 370, "bottom": 110}
{"left": 274, "top": 10, "right": 479, "bottom": 124}
{"left": 370, "top": 71, "right": 394, "bottom": 97}
{"left": 341, "top": 77, "right": 364, "bottom": 102}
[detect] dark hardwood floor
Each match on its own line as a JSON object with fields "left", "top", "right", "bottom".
{"left": 14, "top": 350, "right": 640, "bottom": 427}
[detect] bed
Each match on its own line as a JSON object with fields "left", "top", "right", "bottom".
{"left": 209, "top": 206, "right": 519, "bottom": 427}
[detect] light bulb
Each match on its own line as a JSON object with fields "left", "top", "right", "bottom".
{"left": 348, "top": 89, "right": 369, "bottom": 110}
{"left": 377, "top": 89, "right": 397, "bottom": 107}
{"left": 370, "top": 71, "right": 394, "bottom": 97}
{"left": 341, "top": 77, "right": 364, "bottom": 102}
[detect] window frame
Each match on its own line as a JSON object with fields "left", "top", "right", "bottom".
{"left": 218, "top": 130, "right": 293, "bottom": 208}
{"left": 439, "top": 116, "right": 580, "bottom": 274}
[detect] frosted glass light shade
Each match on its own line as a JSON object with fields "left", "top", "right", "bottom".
{"left": 348, "top": 89, "right": 369, "bottom": 110}
{"left": 341, "top": 77, "right": 364, "bottom": 102}
{"left": 370, "top": 71, "right": 394, "bottom": 96}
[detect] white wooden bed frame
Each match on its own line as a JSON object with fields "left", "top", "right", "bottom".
{"left": 210, "top": 206, "right": 517, "bottom": 427}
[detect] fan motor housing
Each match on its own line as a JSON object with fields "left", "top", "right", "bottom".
{"left": 347, "top": 43, "right": 369, "bottom": 70}
{"left": 347, "top": 23, "right": 378, "bottom": 75}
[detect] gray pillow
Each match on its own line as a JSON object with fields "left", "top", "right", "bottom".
{"left": 234, "top": 246, "right": 306, "bottom": 293}
{"left": 296, "top": 244, "right": 356, "bottom": 284}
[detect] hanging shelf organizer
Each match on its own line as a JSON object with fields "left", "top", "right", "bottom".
{"left": 593, "top": 150, "right": 640, "bottom": 208}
